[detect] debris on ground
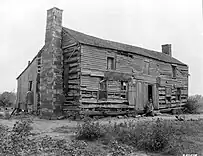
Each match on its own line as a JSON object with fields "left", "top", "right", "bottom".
{"left": 175, "top": 115, "right": 185, "bottom": 121}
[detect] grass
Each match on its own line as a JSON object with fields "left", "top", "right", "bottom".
{"left": 75, "top": 118, "right": 203, "bottom": 155}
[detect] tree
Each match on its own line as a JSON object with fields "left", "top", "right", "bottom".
{"left": 0, "top": 92, "right": 16, "bottom": 107}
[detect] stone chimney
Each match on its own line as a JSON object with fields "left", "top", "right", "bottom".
{"left": 45, "top": 7, "right": 63, "bottom": 44}
{"left": 162, "top": 44, "right": 172, "bottom": 56}
{"left": 40, "top": 7, "right": 64, "bottom": 118}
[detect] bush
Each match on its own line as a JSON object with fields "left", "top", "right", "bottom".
{"left": 0, "top": 119, "right": 36, "bottom": 156}
{"left": 134, "top": 119, "right": 178, "bottom": 152}
{"left": 184, "top": 95, "right": 202, "bottom": 114}
{"left": 3, "top": 109, "right": 10, "bottom": 119}
{"left": 76, "top": 118, "right": 105, "bottom": 141}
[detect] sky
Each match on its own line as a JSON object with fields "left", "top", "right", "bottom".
{"left": 0, "top": 0, "right": 202, "bottom": 95}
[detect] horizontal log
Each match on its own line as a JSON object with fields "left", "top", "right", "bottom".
{"left": 159, "top": 91, "right": 165, "bottom": 95}
{"left": 134, "top": 74, "right": 157, "bottom": 83}
{"left": 64, "top": 51, "right": 79, "bottom": 58}
{"left": 68, "top": 79, "right": 79, "bottom": 84}
{"left": 69, "top": 75, "right": 79, "bottom": 80}
{"left": 63, "top": 102, "right": 79, "bottom": 106}
{"left": 64, "top": 56, "right": 79, "bottom": 63}
{"left": 181, "top": 99, "right": 187, "bottom": 102}
{"left": 80, "top": 104, "right": 134, "bottom": 109}
{"left": 68, "top": 85, "right": 80, "bottom": 89}
{"left": 159, "top": 107, "right": 184, "bottom": 113}
{"left": 63, "top": 106, "right": 80, "bottom": 111}
{"left": 65, "top": 96, "right": 75, "bottom": 100}
{"left": 80, "top": 110, "right": 135, "bottom": 116}
{"left": 81, "top": 94, "right": 96, "bottom": 98}
{"left": 67, "top": 93, "right": 80, "bottom": 96}
{"left": 80, "top": 99, "right": 128, "bottom": 104}
{"left": 64, "top": 62, "right": 79, "bottom": 68}
{"left": 69, "top": 67, "right": 80, "bottom": 74}
{"left": 159, "top": 96, "right": 165, "bottom": 100}
{"left": 158, "top": 87, "right": 166, "bottom": 91}
{"left": 67, "top": 90, "right": 79, "bottom": 94}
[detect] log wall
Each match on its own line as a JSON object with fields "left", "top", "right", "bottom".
{"left": 80, "top": 44, "right": 188, "bottom": 110}
{"left": 63, "top": 45, "right": 81, "bottom": 110}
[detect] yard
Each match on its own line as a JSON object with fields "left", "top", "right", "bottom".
{"left": 0, "top": 112, "right": 203, "bottom": 156}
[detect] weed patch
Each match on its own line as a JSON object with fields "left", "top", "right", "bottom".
{"left": 184, "top": 95, "right": 203, "bottom": 114}
{"left": 76, "top": 118, "right": 203, "bottom": 155}
{"left": 76, "top": 118, "right": 105, "bottom": 141}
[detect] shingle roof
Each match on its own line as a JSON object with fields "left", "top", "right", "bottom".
{"left": 63, "top": 27, "right": 187, "bottom": 66}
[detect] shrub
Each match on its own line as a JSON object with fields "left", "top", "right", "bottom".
{"left": 3, "top": 110, "right": 10, "bottom": 119}
{"left": 0, "top": 119, "right": 36, "bottom": 156}
{"left": 184, "top": 96, "right": 202, "bottom": 114}
{"left": 76, "top": 118, "right": 105, "bottom": 141}
{"left": 12, "top": 118, "right": 33, "bottom": 136}
{"left": 108, "top": 140, "right": 134, "bottom": 156}
{"left": 135, "top": 119, "right": 178, "bottom": 152}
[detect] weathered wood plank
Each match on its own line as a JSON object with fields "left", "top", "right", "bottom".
{"left": 64, "top": 56, "right": 79, "bottom": 63}
{"left": 80, "top": 104, "right": 134, "bottom": 109}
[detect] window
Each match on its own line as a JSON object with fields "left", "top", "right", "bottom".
{"left": 121, "top": 81, "right": 127, "bottom": 91}
{"left": 28, "top": 81, "right": 32, "bottom": 91}
{"left": 176, "top": 88, "right": 181, "bottom": 101}
{"left": 172, "top": 65, "right": 177, "bottom": 78}
{"left": 121, "top": 81, "right": 128, "bottom": 99}
{"left": 107, "top": 57, "right": 115, "bottom": 70}
{"left": 99, "top": 79, "right": 107, "bottom": 91}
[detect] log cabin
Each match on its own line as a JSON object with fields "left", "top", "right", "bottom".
{"left": 16, "top": 7, "right": 189, "bottom": 118}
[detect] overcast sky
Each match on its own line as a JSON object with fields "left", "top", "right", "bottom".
{"left": 0, "top": 0, "right": 202, "bottom": 95}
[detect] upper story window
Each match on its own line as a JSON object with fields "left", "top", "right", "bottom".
{"left": 172, "top": 65, "right": 177, "bottom": 78}
{"left": 107, "top": 57, "right": 115, "bottom": 70}
{"left": 28, "top": 81, "right": 32, "bottom": 91}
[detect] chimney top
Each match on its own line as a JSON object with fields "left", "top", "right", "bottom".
{"left": 162, "top": 44, "right": 172, "bottom": 56}
{"left": 45, "top": 7, "right": 63, "bottom": 43}
{"left": 47, "top": 7, "right": 63, "bottom": 12}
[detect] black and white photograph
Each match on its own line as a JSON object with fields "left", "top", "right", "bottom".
{"left": 0, "top": 0, "right": 202, "bottom": 155}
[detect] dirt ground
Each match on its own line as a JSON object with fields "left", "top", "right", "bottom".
{"left": 1, "top": 113, "right": 203, "bottom": 140}
{"left": 1, "top": 108, "right": 203, "bottom": 156}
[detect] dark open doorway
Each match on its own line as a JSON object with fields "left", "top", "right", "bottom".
{"left": 148, "top": 85, "right": 153, "bottom": 101}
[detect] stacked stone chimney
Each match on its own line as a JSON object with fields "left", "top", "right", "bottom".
{"left": 40, "top": 7, "right": 64, "bottom": 118}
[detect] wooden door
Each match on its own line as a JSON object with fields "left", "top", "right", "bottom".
{"left": 136, "top": 81, "right": 144, "bottom": 111}
{"left": 152, "top": 84, "right": 159, "bottom": 109}
{"left": 128, "top": 81, "right": 136, "bottom": 106}
{"left": 143, "top": 83, "right": 148, "bottom": 109}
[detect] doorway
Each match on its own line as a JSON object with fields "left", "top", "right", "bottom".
{"left": 148, "top": 85, "right": 153, "bottom": 101}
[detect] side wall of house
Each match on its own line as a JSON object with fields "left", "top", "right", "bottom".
{"left": 16, "top": 58, "right": 38, "bottom": 110}
{"left": 62, "top": 30, "right": 81, "bottom": 111}
{"left": 80, "top": 44, "right": 188, "bottom": 110}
